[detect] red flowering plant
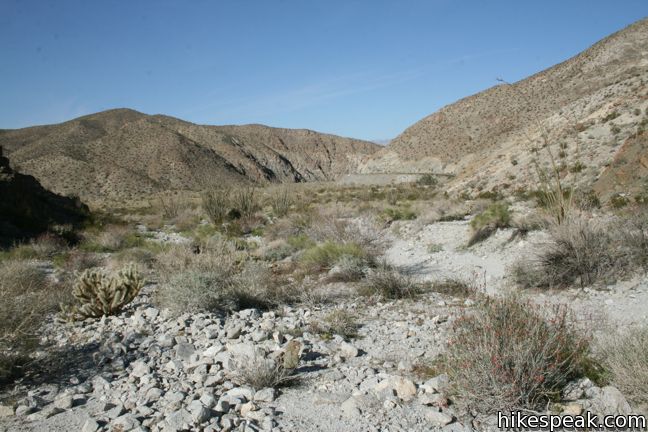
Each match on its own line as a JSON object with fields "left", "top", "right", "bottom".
{"left": 443, "top": 295, "right": 592, "bottom": 414}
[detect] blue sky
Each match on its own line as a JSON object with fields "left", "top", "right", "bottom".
{"left": 1, "top": 1, "right": 646, "bottom": 141}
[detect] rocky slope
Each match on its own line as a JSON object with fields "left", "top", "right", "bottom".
{"left": 0, "top": 110, "right": 379, "bottom": 204}
{"left": 0, "top": 147, "right": 88, "bottom": 247}
{"left": 361, "top": 17, "right": 648, "bottom": 199}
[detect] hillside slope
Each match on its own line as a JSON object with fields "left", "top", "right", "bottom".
{"left": 362, "top": 17, "right": 648, "bottom": 198}
{"left": 0, "top": 147, "right": 88, "bottom": 246}
{"left": 0, "top": 110, "right": 379, "bottom": 204}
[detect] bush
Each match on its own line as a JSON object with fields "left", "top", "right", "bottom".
{"left": 81, "top": 225, "right": 141, "bottom": 252}
{"left": 381, "top": 206, "right": 417, "bottom": 222}
{"left": 417, "top": 174, "right": 438, "bottom": 187}
{"left": 300, "top": 241, "right": 368, "bottom": 272}
{"left": 202, "top": 188, "right": 231, "bottom": 225}
{"left": 358, "top": 264, "right": 420, "bottom": 299}
{"left": 268, "top": 186, "right": 295, "bottom": 217}
{"left": 513, "top": 218, "right": 618, "bottom": 289}
{"left": 157, "top": 270, "right": 236, "bottom": 316}
{"left": 468, "top": 202, "right": 511, "bottom": 246}
{"left": 326, "top": 255, "right": 370, "bottom": 282}
{"left": 310, "top": 309, "right": 358, "bottom": 340}
{"left": 444, "top": 296, "right": 591, "bottom": 413}
{"left": 231, "top": 186, "right": 260, "bottom": 219}
{"left": 0, "top": 260, "right": 59, "bottom": 381}
{"left": 233, "top": 354, "right": 299, "bottom": 390}
{"left": 429, "top": 279, "right": 476, "bottom": 298}
{"left": 64, "top": 265, "right": 144, "bottom": 320}
{"left": 600, "top": 327, "right": 648, "bottom": 405}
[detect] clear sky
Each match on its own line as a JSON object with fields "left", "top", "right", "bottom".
{"left": 1, "top": 1, "right": 646, "bottom": 141}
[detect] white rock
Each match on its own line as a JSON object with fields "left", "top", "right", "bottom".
{"left": 254, "top": 388, "right": 276, "bottom": 402}
{"left": 426, "top": 409, "right": 454, "bottom": 427}
{"left": 339, "top": 342, "right": 359, "bottom": 358}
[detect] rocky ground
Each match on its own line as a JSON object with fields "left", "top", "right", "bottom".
{"left": 0, "top": 215, "right": 645, "bottom": 432}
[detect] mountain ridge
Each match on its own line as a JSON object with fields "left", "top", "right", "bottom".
{"left": 0, "top": 109, "right": 379, "bottom": 204}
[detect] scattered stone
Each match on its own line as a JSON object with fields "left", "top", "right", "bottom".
{"left": 254, "top": 387, "right": 276, "bottom": 403}
{"left": 425, "top": 409, "right": 454, "bottom": 427}
{"left": 373, "top": 376, "right": 417, "bottom": 401}
{"left": 339, "top": 342, "right": 359, "bottom": 358}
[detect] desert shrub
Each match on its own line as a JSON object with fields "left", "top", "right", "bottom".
{"left": 427, "top": 243, "right": 443, "bottom": 253}
{"left": 574, "top": 189, "right": 601, "bottom": 210}
{"left": 381, "top": 206, "right": 417, "bottom": 222}
{"left": 111, "top": 247, "right": 155, "bottom": 269}
{"left": 231, "top": 186, "right": 260, "bottom": 219}
{"left": 429, "top": 279, "right": 476, "bottom": 298}
{"left": 444, "top": 296, "right": 592, "bottom": 413}
{"left": 81, "top": 225, "right": 142, "bottom": 252}
{"left": 609, "top": 193, "right": 630, "bottom": 209}
{"left": 159, "top": 195, "right": 181, "bottom": 219}
{"left": 600, "top": 327, "right": 648, "bottom": 405}
{"left": 310, "top": 309, "right": 358, "bottom": 340}
{"left": 228, "top": 261, "right": 277, "bottom": 310}
{"left": 156, "top": 270, "right": 236, "bottom": 316}
{"left": 202, "top": 188, "right": 231, "bottom": 225}
{"left": 468, "top": 202, "right": 511, "bottom": 246}
{"left": 620, "top": 209, "right": 648, "bottom": 269}
{"left": 227, "top": 214, "right": 266, "bottom": 236}
{"left": 268, "top": 186, "right": 295, "bottom": 217}
{"left": 262, "top": 242, "right": 295, "bottom": 262}
{"left": 358, "top": 264, "right": 420, "bottom": 299}
{"left": 27, "top": 233, "right": 67, "bottom": 258}
{"left": 417, "top": 174, "right": 438, "bottom": 187}
{"left": 287, "top": 234, "right": 316, "bottom": 251}
{"left": 300, "top": 242, "right": 368, "bottom": 272}
{"left": 326, "top": 255, "right": 371, "bottom": 282}
{"left": 0, "top": 260, "right": 58, "bottom": 380}
{"left": 233, "top": 354, "right": 299, "bottom": 390}
{"left": 63, "top": 265, "right": 144, "bottom": 320}
{"left": 513, "top": 218, "right": 618, "bottom": 289}
{"left": 155, "top": 240, "right": 239, "bottom": 314}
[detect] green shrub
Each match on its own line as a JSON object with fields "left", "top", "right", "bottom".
{"left": 610, "top": 193, "right": 630, "bottom": 209}
{"left": 468, "top": 202, "right": 511, "bottom": 246}
{"left": 381, "top": 206, "right": 417, "bottom": 222}
{"left": 444, "top": 296, "right": 592, "bottom": 413}
{"left": 416, "top": 174, "right": 438, "bottom": 187}
{"left": 301, "top": 241, "right": 367, "bottom": 272}
{"left": 310, "top": 309, "right": 358, "bottom": 340}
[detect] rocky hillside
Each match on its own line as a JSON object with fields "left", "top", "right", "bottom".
{"left": 0, "top": 110, "right": 379, "bottom": 204}
{"left": 362, "top": 17, "right": 648, "bottom": 199}
{"left": 0, "top": 147, "right": 88, "bottom": 247}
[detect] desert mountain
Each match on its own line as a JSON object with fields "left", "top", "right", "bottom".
{"left": 362, "top": 17, "right": 648, "bottom": 199}
{"left": 0, "top": 147, "right": 88, "bottom": 246}
{"left": 0, "top": 110, "right": 379, "bottom": 204}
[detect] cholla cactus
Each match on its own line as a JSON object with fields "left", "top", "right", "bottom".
{"left": 68, "top": 265, "right": 144, "bottom": 319}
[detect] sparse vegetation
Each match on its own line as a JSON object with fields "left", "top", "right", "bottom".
{"left": 600, "top": 327, "right": 648, "bottom": 406}
{"left": 233, "top": 354, "right": 299, "bottom": 390}
{"left": 468, "top": 202, "right": 511, "bottom": 246}
{"left": 202, "top": 188, "right": 232, "bottom": 225}
{"left": 359, "top": 264, "right": 420, "bottom": 299}
{"left": 444, "top": 295, "right": 592, "bottom": 413}
{"left": 0, "top": 260, "right": 60, "bottom": 380}
{"left": 300, "top": 241, "right": 369, "bottom": 272}
{"left": 310, "top": 309, "right": 358, "bottom": 340}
